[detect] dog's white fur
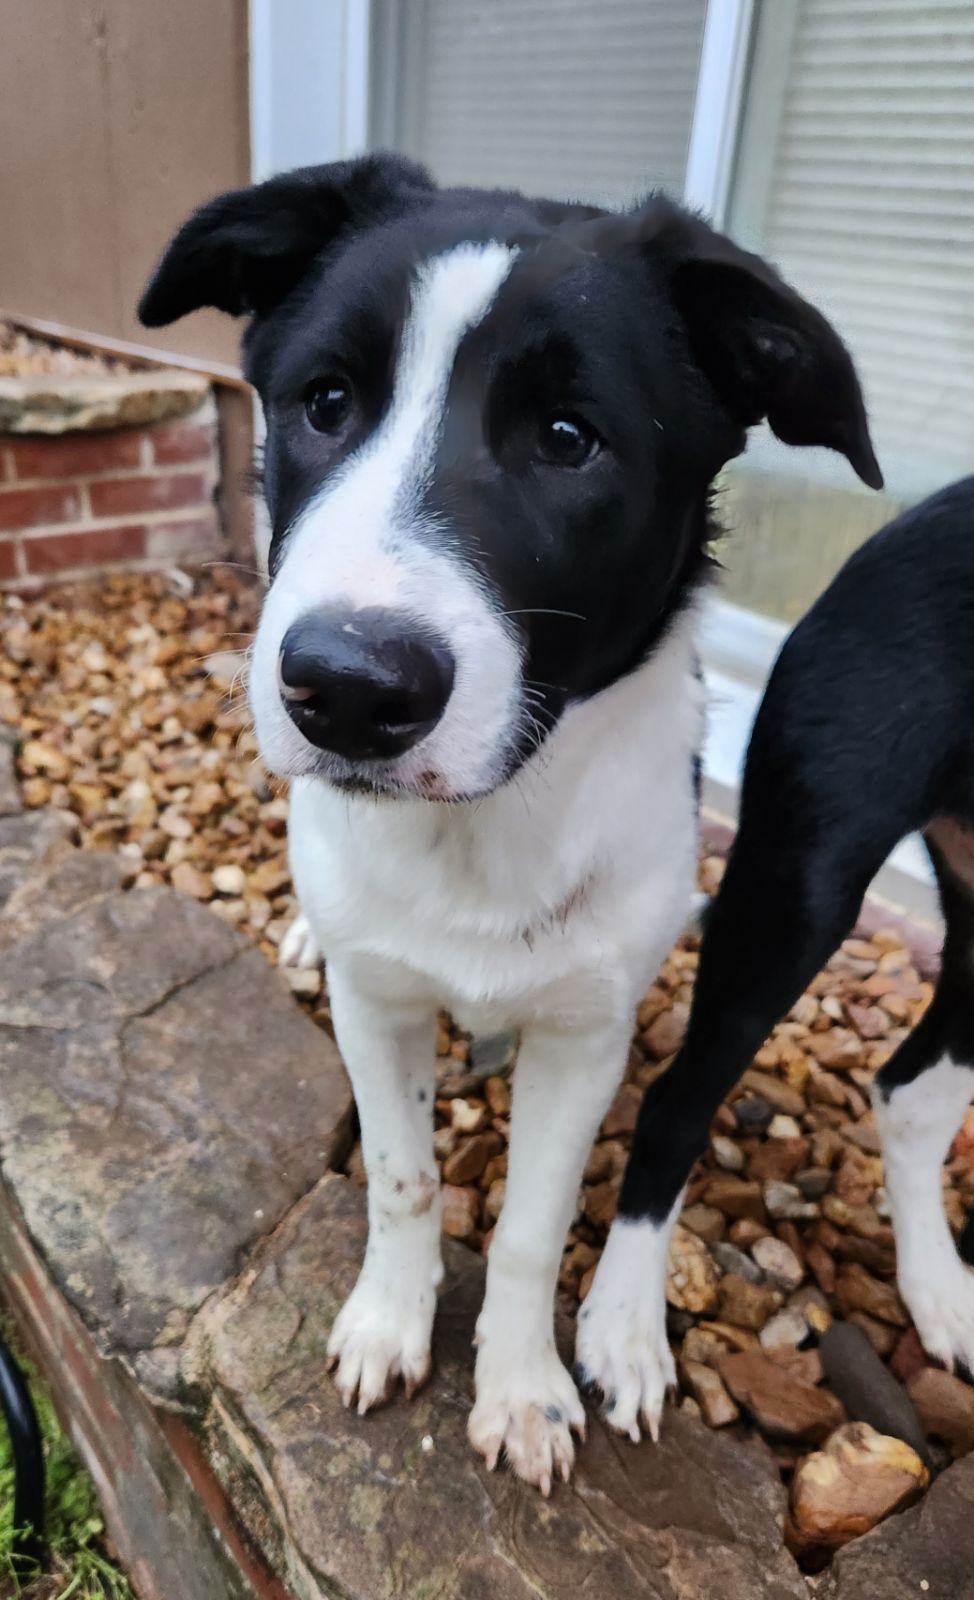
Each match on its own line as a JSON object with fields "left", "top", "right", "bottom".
{"left": 251, "top": 245, "right": 524, "bottom": 801}
{"left": 253, "top": 244, "right": 703, "bottom": 1488}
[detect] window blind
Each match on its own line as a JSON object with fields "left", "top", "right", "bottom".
{"left": 372, "top": 0, "right": 708, "bottom": 208}
{"left": 735, "top": 0, "right": 974, "bottom": 495}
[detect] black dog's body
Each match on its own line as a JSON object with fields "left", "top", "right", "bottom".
{"left": 608, "top": 476, "right": 974, "bottom": 1383}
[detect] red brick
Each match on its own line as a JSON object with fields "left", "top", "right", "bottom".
{"left": 25, "top": 523, "right": 146, "bottom": 573}
{"left": 0, "top": 538, "right": 17, "bottom": 580}
{"left": 149, "top": 417, "right": 217, "bottom": 465}
{"left": 9, "top": 430, "right": 143, "bottom": 479}
{"left": 88, "top": 471, "right": 209, "bottom": 518}
{"left": 0, "top": 482, "right": 83, "bottom": 530}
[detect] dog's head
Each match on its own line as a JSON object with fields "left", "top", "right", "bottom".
{"left": 141, "top": 154, "right": 881, "bottom": 801}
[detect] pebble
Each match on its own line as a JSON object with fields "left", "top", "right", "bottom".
{"left": 752, "top": 1236, "right": 804, "bottom": 1292}
{"left": 711, "top": 1243, "right": 764, "bottom": 1285}
{"left": 450, "top": 1099, "right": 485, "bottom": 1134}
{"left": 907, "top": 1367, "right": 974, "bottom": 1459}
{"left": 735, "top": 1095, "right": 774, "bottom": 1133}
{"left": 702, "top": 1176, "right": 766, "bottom": 1221}
{"left": 680, "top": 1360, "right": 739, "bottom": 1428}
{"left": 717, "top": 1274, "right": 781, "bottom": 1332}
{"left": 760, "top": 1307, "right": 810, "bottom": 1351}
{"left": 820, "top": 1321, "right": 929, "bottom": 1461}
{"left": 834, "top": 1263, "right": 909, "bottom": 1328}
{"left": 441, "top": 1185, "right": 480, "bottom": 1239}
{"left": 787, "top": 1423, "right": 928, "bottom": 1570}
{"left": 719, "top": 1350, "right": 845, "bottom": 1444}
{"left": 680, "top": 1203, "right": 726, "bottom": 1243}
{"left": 711, "top": 1135, "right": 744, "bottom": 1173}
{"left": 212, "top": 863, "right": 247, "bottom": 896}
{"left": 765, "top": 1181, "right": 819, "bottom": 1221}
{"left": 768, "top": 1114, "right": 802, "bottom": 1140}
{"left": 282, "top": 967, "right": 322, "bottom": 999}
{"left": 468, "top": 1030, "right": 518, "bottom": 1078}
{"left": 666, "top": 1224, "right": 721, "bottom": 1315}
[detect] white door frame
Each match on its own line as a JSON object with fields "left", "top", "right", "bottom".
{"left": 249, "top": 0, "right": 372, "bottom": 182}
{"left": 684, "top": 0, "right": 757, "bottom": 222}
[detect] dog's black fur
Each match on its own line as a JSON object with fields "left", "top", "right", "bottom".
{"left": 619, "top": 475, "right": 974, "bottom": 1228}
{"left": 140, "top": 154, "right": 881, "bottom": 764}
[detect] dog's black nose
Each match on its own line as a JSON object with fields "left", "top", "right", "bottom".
{"left": 279, "top": 608, "right": 455, "bottom": 760}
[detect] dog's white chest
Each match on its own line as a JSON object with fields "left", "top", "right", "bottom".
{"left": 286, "top": 619, "right": 703, "bottom": 1031}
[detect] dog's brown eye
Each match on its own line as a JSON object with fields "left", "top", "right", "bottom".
{"left": 537, "top": 415, "right": 600, "bottom": 468}
{"left": 304, "top": 378, "right": 352, "bottom": 434}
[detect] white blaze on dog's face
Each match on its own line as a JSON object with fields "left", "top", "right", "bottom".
{"left": 138, "top": 155, "right": 882, "bottom": 802}
{"left": 250, "top": 243, "right": 522, "bottom": 799}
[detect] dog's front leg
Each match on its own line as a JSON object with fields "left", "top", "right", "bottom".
{"left": 468, "top": 1016, "right": 631, "bottom": 1493}
{"left": 325, "top": 960, "right": 441, "bottom": 1412}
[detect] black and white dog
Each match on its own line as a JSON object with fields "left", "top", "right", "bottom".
{"left": 139, "top": 154, "right": 881, "bottom": 1491}
{"left": 612, "top": 474, "right": 974, "bottom": 1405}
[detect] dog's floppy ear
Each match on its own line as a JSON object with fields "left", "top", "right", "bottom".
{"left": 138, "top": 154, "right": 435, "bottom": 326}
{"left": 640, "top": 196, "right": 882, "bottom": 489}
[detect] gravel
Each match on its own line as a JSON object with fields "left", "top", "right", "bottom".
{"left": 5, "top": 565, "right": 974, "bottom": 1500}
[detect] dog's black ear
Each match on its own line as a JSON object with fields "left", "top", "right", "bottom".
{"left": 640, "top": 196, "right": 882, "bottom": 490}
{"left": 138, "top": 154, "right": 435, "bottom": 326}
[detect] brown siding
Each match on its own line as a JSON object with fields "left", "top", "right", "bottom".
{"left": 0, "top": 1, "right": 250, "bottom": 375}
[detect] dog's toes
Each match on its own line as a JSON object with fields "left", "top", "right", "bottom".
{"left": 468, "top": 1346, "right": 585, "bottom": 1491}
{"left": 278, "top": 912, "right": 321, "bottom": 970}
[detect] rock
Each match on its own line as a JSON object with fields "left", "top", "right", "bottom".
{"left": 787, "top": 1423, "right": 928, "bottom": 1570}
{"left": 820, "top": 1322, "right": 929, "bottom": 1461}
{"left": 0, "top": 877, "right": 352, "bottom": 1395}
{"left": 680, "top": 1203, "right": 726, "bottom": 1243}
{"left": 699, "top": 1320, "right": 762, "bottom": 1354}
{"left": 806, "top": 1240, "right": 837, "bottom": 1295}
{"left": 740, "top": 1070, "right": 805, "bottom": 1118}
{"left": 749, "top": 1139, "right": 810, "bottom": 1184}
{"left": 796, "top": 1167, "right": 833, "bottom": 1200}
{"left": 450, "top": 1098, "right": 485, "bottom": 1134}
{"left": 712, "top": 1243, "right": 764, "bottom": 1285}
{"left": 643, "top": 1002, "right": 688, "bottom": 1058}
{"left": 729, "top": 1218, "right": 770, "bottom": 1250}
{"left": 601, "top": 1082, "right": 642, "bottom": 1137}
{"left": 735, "top": 1095, "right": 775, "bottom": 1133}
{"left": 484, "top": 1076, "right": 511, "bottom": 1116}
{"left": 907, "top": 1368, "right": 974, "bottom": 1459}
{"left": 712, "top": 1135, "right": 744, "bottom": 1172}
{"left": 752, "top": 1236, "right": 804, "bottom": 1292}
{"left": 889, "top": 1327, "right": 929, "bottom": 1386}
{"left": 0, "top": 730, "right": 20, "bottom": 817}
{"left": 834, "top": 1264, "right": 909, "bottom": 1328}
{"left": 769, "top": 1115, "right": 803, "bottom": 1140}
{"left": 666, "top": 1223, "right": 721, "bottom": 1315}
{"left": 170, "top": 860, "right": 213, "bottom": 900}
{"left": 0, "top": 370, "right": 211, "bottom": 433}
{"left": 282, "top": 966, "right": 322, "bottom": 998}
{"left": 681, "top": 1360, "right": 740, "bottom": 1428}
{"left": 469, "top": 1029, "right": 519, "bottom": 1078}
{"left": 760, "top": 1308, "right": 810, "bottom": 1351}
{"left": 441, "top": 1184, "right": 480, "bottom": 1238}
{"left": 765, "top": 1181, "right": 819, "bottom": 1221}
{"left": 185, "top": 1175, "right": 810, "bottom": 1600}
{"left": 443, "top": 1134, "right": 497, "bottom": 1187}
{"left": 765, "top": 1346, "right": 824, "bottom": 1386}
{"left": 826, "top": 1452, "right": 974, "bottom": 1598}
{"left": 584, "top": 1179, "right": 619, "bottom": 1229}
{"left": 211, "top": 863, "right": 247, "bottom": 896}
{"left": 719, "top": 1351, "right": 846, "bottom": 1443}
{"left": 702, "top": 1176, "right": 766, "bottom": 1221}
{"left": 846, "top": 1311, "right": 898, "bottom": 1358}
{"left": 718, "top": 1275, "right": 781, "bottom": 1332}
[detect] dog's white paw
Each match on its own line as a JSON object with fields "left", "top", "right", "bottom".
{"left": 326, "top": 1272, "right": 436, "bottom": 1414}
{"left": 574, "top": 1216, "right": 677, "bottom": 1442}
{"left": 279, "top": 912, "right": 321, "bottom": 970}
{"left": 900, "top": 1260, "right": 974, "bottom": 1375}
{"left": 468, "top": 1340, "right": 586, "bottom": 1494}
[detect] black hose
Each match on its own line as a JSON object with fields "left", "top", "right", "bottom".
{"left": 0, "top": 1327, "right": 44, "bottom": 1571}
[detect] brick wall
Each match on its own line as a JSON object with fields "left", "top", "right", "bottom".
{"left": 0, "top": 397, "right": 226, "bottom": 586}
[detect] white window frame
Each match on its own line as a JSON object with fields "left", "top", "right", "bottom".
{"left": 684, "top": 0, "right": 756, "bottom": 222}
